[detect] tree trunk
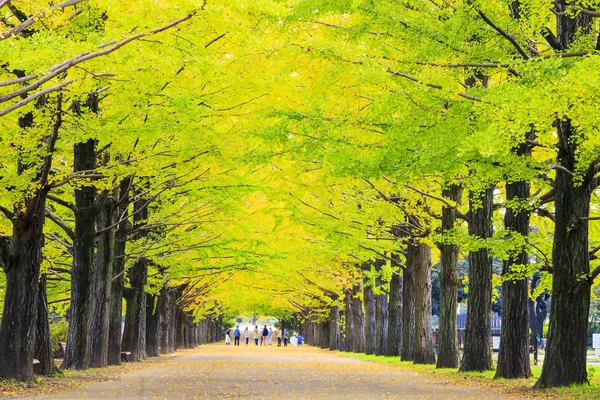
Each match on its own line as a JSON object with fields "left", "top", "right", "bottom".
{"left": 363, "top": 283, "right": 376, "bottom": 355}
{"left": 409, "top": 240, "right": 436, "bottom": 364}
{"left": 329, "top": 305, "right": 341, "bottom": 351}
{"left": 107, "top": 178, "right": 130, "bottom": 366}
{"left": 89, "top": 192, "right": 116, "bottom": 368}
{"left": 122, "top": 258, "right": 148, "bottom": 361}
{"left": 460, "top": 187, "right": 494, "bottom": 372}
{"left": 344, "top": 289, "right": 354, "bottom": 352}
{"left": 386, "top": 266, "right": 403, "bottom": 357}
{"left": 436, "top": 184, "right": 462, "bottom": 369}
{"left": 122, "top": 197, "right": 149, "bottom": 361}
{"left": 0, "top": 92, "right": 60, "bottom": 381}
{"left": 536, "top": 129, "right": 592, "bottom": 386}
{"left": 35, "top": 275, "right": 56, "bottom": 376}
{"left": 176, "top": 310, "right": 185, "bottom": 350}
{"left": 401, "top": 256, "right": 416, "bottom": 362}
{"left": 146, "top": 294, "right": 160, "bottom": 357}
{"left": 496, "top": 144, "right": 532, "bottom": 379}
{"left": 0, "top": 198, "right": 46, "bottom": 380}
{"left": 64, "top": 139, "right": 97, "bottom": 370}
{"left": 536, "top": 2, "right": 593, "bottom": 388}
{"left": 351, "top": 282, "right": 366, "bottom": 353}
{"left": 375, "top": 275, "right": 389, "bottom": 356}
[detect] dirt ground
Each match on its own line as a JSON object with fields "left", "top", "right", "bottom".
{"left": 17, "top": 344, "right": 519, "bottom": 399}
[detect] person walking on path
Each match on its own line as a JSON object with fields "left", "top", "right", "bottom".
{"left": 262, "top": 325, "right": 269, "bottom": 347}
{"left": 233, "top": 326, "right": 241, "bottom": 346}
{"left": 283, "top": 329, "right": 289, "bottom": 347}
{"left": 275, "top": 328, "right": 282, "bottom": 346}
{"left": 267, "top": 327, "right": 273, "bottom": 346}
{"left": 254, "top": 326, "right": 260, "bottom": 346}
{"left": 225, "top": 327, "right": 231, "bottom": 346}
{"left": 244, "top": 327, "right": 249, "bottom": 346}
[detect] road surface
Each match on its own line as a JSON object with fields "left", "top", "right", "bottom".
{"left": 27, "top": 344, "right": 514, "bottom": 399}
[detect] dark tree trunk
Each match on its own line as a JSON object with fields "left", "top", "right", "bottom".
{"left": 436, "top": 184, "right": 462, "bottom": 368}
{"left": 363, "top": 283, "right": 376, "bottom": 355}
{"left": 122, "top": 197, "right": 149, "bottom": 361}
{"left": 176, "top": 310, "right": 185, "bottom": 350}
{"left": 409, "top": 241, "right": 436, "bottom": 364}
{"left": 107, "top": 178, "right": 130, "bottom": 366}
{"left": 0, "top": 197, "right": 46, "bottom": 380}
{"left": 401, "top": 255, "right": 416, "bottom": 362}
{"left": 496, "top": 140, "right": 532, "bottom": 379}
{"left": 351, "top": 282, "right": 366, "bottom": 353}
{"left": 64, "top": 139, "right": 97, "bottom": 370}
{"left": 344, "top": 289, "right": 354, "bottom": 352}
{"left": 536, "top": 129, "right": 593, "bottom": 386}
{"left": 320, "top": 321, "right": 330, "bottom": 348}
{"left": 536, "top": 3, "right": 593, "bottom": 389}
{"left": 159, "top": 287, "right": 171, "bottom": 354}
{"left": 0, "top": 92, "right": 60, "bottom": 381}
{"left": 89, "top": 192, "right": 116, "bottom": 368}
{"left": 122, "top": 258, "right": 148, "bottom": 361}
{"left": 375, "top": 275, "right": 389, "bottom": 356}
{"left": 329, "top": 305, "right": 341, "bottom": 351}
{"left": 146, "top": 294, "right": 160, "bottom": 357}
{"left": 460, "top": 187, "right": 494, "bottom": 372}
{"left": 386, "top": 266, "right": 403, "bottom": 357}
{"left": 35, "top": 275, "right": 56, "bottom": 376}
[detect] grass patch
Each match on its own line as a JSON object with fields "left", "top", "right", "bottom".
{"left": 336, "top": 351, "right": 600, "bottom": 399}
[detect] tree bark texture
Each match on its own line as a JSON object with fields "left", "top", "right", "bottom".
{"left": 375, "top": 275, "right": 389, "bottom": 356}
{"left": 496, "top": 142, "right": 532, "bottom": 379}
{"left": 122, "top": 197, "right": 149, "bottom": 361}
{"left": 329, "top": 305, "right": 341, "bottom": 351}
{"left": 460, "top": 187, "right": 494, "bottom": 372}
{"left": 363, "top": 283, "right": 376, "bottom": 355}
{"left": 401, "top": 256, "right": 416, "bottom": 362}
{"left": 386, "top": 265, "right": 403, "bottom": 357}
{"left": 0, "top": 84, "right": 59, "bottom": 381}
{"left": 408, "top": 241, "right": 436, "bottom": 364}
{"left": 107, "top": 178, "right": 130, "bottom": 366}
{"left": 64, "top": 138, "right": 98, "bottom": 370}
{"left": 344, "top": 289, "right": 354, "bottom": 352}
{"left": 89, "top": 192, "right": 116, "bottom": 368}
{"left": 351, "top": 282, "right": 366, "bottom": 353}
{"left": 0, "top": 196, "right": 46, "bottom": 380}
{"left": 537, "top": 3, "right": 593, "bottom": 388}
{"left": 436, "top": 185, "right": 462, "bottom": 368}
{"left": 35, "top": 275, "right": 56, "bottom": 376}
{"left": 146, "top": 294, "right": 160, "bottom": 357}
{"left": 537, "top": 133, "right": 593, "bottom": 386}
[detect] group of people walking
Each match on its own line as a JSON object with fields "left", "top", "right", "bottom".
{"left": 225, "top": 325, "right": 290, "bottom": 347}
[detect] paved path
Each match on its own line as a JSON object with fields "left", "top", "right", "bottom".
{"left": 28, "top": 344, "right": 514, "bottom": 399}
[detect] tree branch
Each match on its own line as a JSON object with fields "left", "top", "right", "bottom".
{"left": 477, "top": 10, "right": 530, "bottom": 59}
{"left": 47, "top": 194, "right": 76, "bottom": 212}
{"left": 0, "top": 205, "right": 14, "bottom": 220}
{"left": 0, "top": 0, "right": 85, "bottom": 40}
{"left": 0, "top": 12, "right": 196, "bottom": 116}
{"left": 387, "top": 68, "right": 485, "bottom": 102}
{"left": 45, "top": 208, "right": 75, "bottom": 240}
{"left": 403, "top": 183, "right": 469, "bottom": 221}
{"left": 0, "top": 80, "right": 72, "bottom": 118}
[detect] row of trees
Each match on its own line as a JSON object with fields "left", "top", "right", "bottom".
{"left": 1, "top": 0, "right": 599, "bottom": 391}
{"left": 246, "top": 0, "right": 600, "bottom": 390}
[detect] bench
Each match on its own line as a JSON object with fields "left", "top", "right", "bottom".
{"left": 121, "top": 351, "right": 132, "bottom": 363}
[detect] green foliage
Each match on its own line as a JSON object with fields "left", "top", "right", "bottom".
{"left": 50, "top": 319, "right": 69, "bottom": 355}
